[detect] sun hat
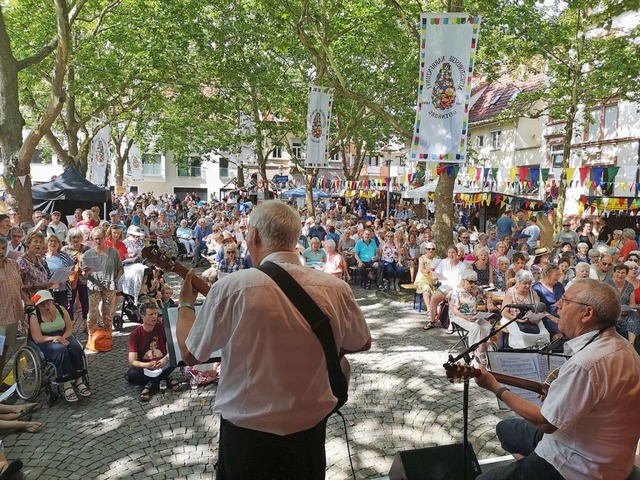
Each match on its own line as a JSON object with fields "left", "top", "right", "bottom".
{"left": 127, "top": 226, "right": 145, "bottom": 237}
{"left": 534, "top": 246, "right": 551, "bottom": 256}
{"left": 32, "top": 290, "right": 54, "bottom": 306}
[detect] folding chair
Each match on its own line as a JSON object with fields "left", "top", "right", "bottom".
{"left": 448, "top": 323, "right": 470, "bottom": 354}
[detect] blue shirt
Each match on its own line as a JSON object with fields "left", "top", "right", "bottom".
{"left": 354, "top": 239, "right": 377, "bottom": 262}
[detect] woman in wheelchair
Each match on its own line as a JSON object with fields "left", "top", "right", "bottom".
{"left": 28, "top": 290, "right": 90, "bottom": 403}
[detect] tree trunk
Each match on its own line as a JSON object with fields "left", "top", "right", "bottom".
{"left": 434, "top": 169, "right": 455, "bottom": 256}
{"left": 237, "top": 164, "right": 245, "bottom": 188}
{"left": 305, "top": 170, "right": 314, "bottom": 214}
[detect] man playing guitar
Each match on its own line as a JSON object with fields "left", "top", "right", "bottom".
{"left": 176, "top": 201, "right": 371, "bottom": 480}
{"left": 474, "top": 279, "right": 640, "bottom": 480}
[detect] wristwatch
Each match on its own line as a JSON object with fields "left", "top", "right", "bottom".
{"left": 177, "top": 302, "right": 195, "bottom": 312}
{"left": 496, "top": 386, "right": 510, "bottom": 401}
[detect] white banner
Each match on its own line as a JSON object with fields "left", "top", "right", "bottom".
{"left": 305, "top": 85, "right": 334, "bottom": 169}
{"left": 90, "top": 122, "right": 110, "bottom": 185}
{"left": 238, "top": 112, "right": 257, "bottom": 166}
{"left": 129, "top": 143, "right": 143, "bottom": 181}
{"left": 410, "top": 13, "right": 481, "bottom": 163}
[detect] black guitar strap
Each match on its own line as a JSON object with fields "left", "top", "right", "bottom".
{"left": 257, "top": 261, "right": 348, "bottom": 413}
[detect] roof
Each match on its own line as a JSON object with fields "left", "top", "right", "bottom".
{"left": 469, "top": 74, "right": 544, "bottom": 124}
{"left": 31, "top": 167, "right": 110, "bottom": 202}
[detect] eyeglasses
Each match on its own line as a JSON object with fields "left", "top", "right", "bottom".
{"left": 600, "top": 262, "right": 612, "bottom": 266}
{"left": 562, "top": 225, "right": 570, "bottom": 227}
{"left": 466, "top": 280, "right": 477, "bottom": 284}
{"left": 425, "top": 248, "right": 435, "bottom": 251}
{"left": 558, "top": 295, "right": 592, "bottom": 308}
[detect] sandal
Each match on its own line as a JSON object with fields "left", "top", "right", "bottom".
{"left": 63, "top": 385, "right": 78, "bottom": 403}
{"left": 0, "top": 460, "right": 23, "bottom": 480}
{"left": 75, "top": 382, "right": 91, "bottom": 397}
{"left": 423, "top": 322, "right": 436, "bottom": 330}
{"left": 445, "top": 328, "right": 455, "bottom": 334}
{"left": 139, "top": 387, "right": 151, "bottom": 402}
{"left": 15, "top": 411, "right": 32, "bottom": 422}
{"left": 168, "top": 379, "right": 189, "bottom": 392}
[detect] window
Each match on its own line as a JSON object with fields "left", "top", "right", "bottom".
{"left": 490, "top": 94, "right": 502, "bottom": 106}
{"left": 490, "top": 130, "right": 502, "bottom": 150}
{"left": 271, "top": 144, "right": 282, "bottom": 159}
{"left": 292, "top": 139, "right": 302, "bottom": 159}
{"left": 177, "top": 156, "right": 202, "bottom": 177}
{"left": 329, "top": 150, "right": 341, "bottom": 162}
{"left": 476, "top": 135, "right": 484, "bottom": 147}
{"left": 550, "top": 144, "right": 564, "bottom": 168}
{"left": 219, "top": 157, "right": 229, "bottom": 178}
{"left": 142, "top": 154, "right": 162, "bottom": 175}
{"left": 585, "top": 103, "right": 618, "bottom": 142}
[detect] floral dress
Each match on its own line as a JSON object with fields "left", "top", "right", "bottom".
{"left": 605, "top": 279, "right": 640, "bottom": 337}
{"left": 154, "top": 222, "right": 178, "bottom": 258}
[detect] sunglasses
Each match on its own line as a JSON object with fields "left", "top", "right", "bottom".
{"left": 425, "top": 248, "right": 435, "bottom": 251}
{"left": 600, "top": 262, "right": 612, "bottom": 266}
{"left": 467, "top": 280, "right": 477, "bottom": 284}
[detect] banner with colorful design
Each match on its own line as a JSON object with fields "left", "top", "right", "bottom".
{"left": 238, "top": 112, "right": 257, "bottom": 166}
{"left": 305, "top": 85, "right": 334, "bottom": 169}
{"left": 410, "top": 13, "right": 480, "bottom": 163}
{"left": 128, "top": 143, "right": 143, "bottom": 181}
{"left": 90, "top": 121, "right": 110, "bottom": 186}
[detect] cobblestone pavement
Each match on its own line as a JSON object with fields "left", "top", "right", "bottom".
{"left": 4, "top": 267, "right": 514, "bottom": 479}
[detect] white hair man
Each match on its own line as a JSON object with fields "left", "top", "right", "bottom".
{"left": 177, "top": 201, "right": 371, "bottom": 479}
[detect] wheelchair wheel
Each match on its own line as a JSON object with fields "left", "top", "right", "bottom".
{"left": 14, "top": 346, "right": 42, "bottom": 401}
{"left": 113, "top": 314, "right": 124, "bottom": 331}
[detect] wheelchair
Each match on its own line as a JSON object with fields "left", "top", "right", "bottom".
{"left": 13, "top": 337, "right": 90, "bottom": 405}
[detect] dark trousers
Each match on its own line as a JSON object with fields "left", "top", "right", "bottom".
{"left": 71, "top": 283, "right": 90, "bottom": 320}
{"left": 477, "top": 419, "right": 564, "bottom": 480}
{"left": 126, "top": 361, "right": 175, "bottom": 389}
{"left": 216, "top": 417, "right": 327, "bottom": 480}
{"left": 36, "top": 333, "right": 84, "bottom": 381}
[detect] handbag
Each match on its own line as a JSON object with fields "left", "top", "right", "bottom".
{"left": 257, "top": 261, "right": 348, "bottom": 414}
{"left": 516, "top": 321, "right": 540, "bottom": 335}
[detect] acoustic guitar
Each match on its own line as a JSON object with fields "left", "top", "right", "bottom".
{"left": 444, "top": 363, "right": 559, "bottom": 397}
{"left": 141, "top": 245, "right": 353, "bottom": 384}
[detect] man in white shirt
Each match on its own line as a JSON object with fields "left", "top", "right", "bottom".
{"left": 474, "top": 279, "right": 640, "bottom": 480}
{"left": 177, "top": 201, "right": 371, "bottom": 480}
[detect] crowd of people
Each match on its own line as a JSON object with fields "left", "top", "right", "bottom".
{"left": 1, "top": 191, "right": 639, "bottom": 478}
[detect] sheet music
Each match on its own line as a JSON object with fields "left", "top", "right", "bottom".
{"left": 66, "top": 215, "right": 77, "bottom": 227}
{"left": 163, "top": 305, "right": 221, "bottom": 366}
{"left": 82, "top": 252, "right": 106, "bottom": 272}
{"left": 474, "top": 312, "right": 495, "bottom": 320}
{"left": 6, "top": 250, "right": 21, "bottom": 260}
{"left": 488, "top": 351, "right": 569, "bottom": 409}
{"left": 49, "top": 266, "right": 74, "bottom": 284}
{"left": 488, "top": 351, "right": 544, "bottom": 406}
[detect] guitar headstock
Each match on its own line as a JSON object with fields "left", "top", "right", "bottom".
{"left": 141, "top": 246, "right": 178, "bottom": 272}
{"left": 443, "top": 363, "right": 481, "bottom": 382}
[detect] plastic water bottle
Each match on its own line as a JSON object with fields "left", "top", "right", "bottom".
{"left": 159, "top": 380, "right": 167, "bottom": 395}
{"left": 190, "top": 376, "right": 198, "bottom": 392}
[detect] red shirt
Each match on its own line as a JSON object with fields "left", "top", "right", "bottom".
{"left": 105, "top": 240, "right": 127, "bottom": 261}
{"left": 128, "top": 323, "right": 167, "bottom": 362}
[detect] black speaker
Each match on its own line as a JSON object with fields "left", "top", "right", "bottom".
{"left": 388, "top": 443, "right": 482, "bottom": 480}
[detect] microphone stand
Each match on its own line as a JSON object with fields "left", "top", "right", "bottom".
{"left": 443, "top": 305, "right": 529, "bottom": 480}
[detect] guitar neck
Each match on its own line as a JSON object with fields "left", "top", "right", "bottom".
{"left": 170, "top": 262, "right": 211, "bottom": 297}
{"left": 491, "top": 372, "right": 548, "bottom": 396}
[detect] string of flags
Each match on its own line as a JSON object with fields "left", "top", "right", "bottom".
{"left": 0, "top": 174, "right": 30, "bottom": 189}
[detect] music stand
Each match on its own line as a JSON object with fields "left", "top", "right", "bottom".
{"left": 162, "top": 304, "right": 221, "bottom": 367}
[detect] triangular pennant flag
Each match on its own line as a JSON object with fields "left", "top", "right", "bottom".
{"left": 606, "top": 166, "right": 620, "bottom": 183}
{"left": 578, "top": 167, "right": 589, "bottom": 185}
{"left": 7, "top": 178, "right": 15, "bottom": 188}
{"left": 541, "top": 169, "right": 549, "bottom": 182}
{"left": 592, "top": 167, "right": 604, "bottom": 188}
{"left": 519, "top": 167, "right": 528, "bottom": 184}
{"left": 530, "top": 168, "right": 539, "bottom": 185}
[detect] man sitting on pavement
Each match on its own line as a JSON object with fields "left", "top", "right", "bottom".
{"left": 474, "top": 279, "right": 640, "bottom": 480}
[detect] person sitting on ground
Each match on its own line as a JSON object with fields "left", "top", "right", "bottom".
{"left": 302, "top": 237, "right": 327, "bottom": 264}
{"left": 28, "top": 290, "right": 90, "bottom": 403}
{"left": 126, "top": 302, "right": 184, "bottom": 402}
{"left": 474, "top": 279, "right": 640, "bottom": 480}
{"left": 449, "top": 269, "right": 492, "bottom": 365}
{"left": 159, "top": 286, "right": 177, "bottom": 310}
{"left": 500, "top": 270, "right": 549, "bottom": 349}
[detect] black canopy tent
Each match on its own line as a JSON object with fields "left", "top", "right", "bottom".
{"left": 32, "top": 167, "right": 111, "bottom": 220}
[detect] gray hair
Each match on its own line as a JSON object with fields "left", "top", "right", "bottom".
{"left": 623, "top": 228, "right": 636, "bottom": 239}
{"left": 324, "top": 239, "right": 336, "bottom": 250}
{"left": 575, "top": 262, "right": 591, "bottom": 273}
{"left": 498, "top": 256, "right": 510, "bottom": 264}
{"left": 515, "top": 269, "right": 534, "bottom": 284}
{"left": 607, "top": 247, "right": 620, "bottom": 256}
{"left": 571, "top": 279, "right": 621, "bottom": 329}
{"left": 459, "top": 268, "right": 478, "bottom": 285}
{"left": 249, "top": 201, "right": 300, "bottom": 252}
{"left": 577, "top": 242, "right": 588, "bottom": 250}
{"left": 588, "top": 249, "right": 601, "bottom": 259}
{"left": 624, "top": 261, "right": 638, "bottom": 270}
{"left": 67, "top": 228, "right": 83, "bottom": 242}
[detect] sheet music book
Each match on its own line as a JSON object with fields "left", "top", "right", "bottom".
{"left": 487, "top": 350, "right": 569, "bottom": 409}
{"left": 66, "top": 215, "right": 77, "bottom": 227}
{"left": 6, "top": 250, "right": 21, "bottom": 260}
{"left": 163, "top": 304, "right": 221, "bottom": 367}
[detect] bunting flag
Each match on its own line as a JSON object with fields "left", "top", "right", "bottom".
{"left": 90, "top": 121, "right": 110, "bottom": 186}
{"left": 129, "top": 143, "right": 143, "bottom": 181}
{"left": 238, "top": 112, "right": 258, "bottom": 166}
{"left": 305, "top": 85, "right": 334, "bottom": 169}
{"left": 409, "top": 13, "right": 481, "bottom": 163}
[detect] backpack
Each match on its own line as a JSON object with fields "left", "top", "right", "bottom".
{"left": 86, "top": 329, "right": 112, "bottom": 352}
